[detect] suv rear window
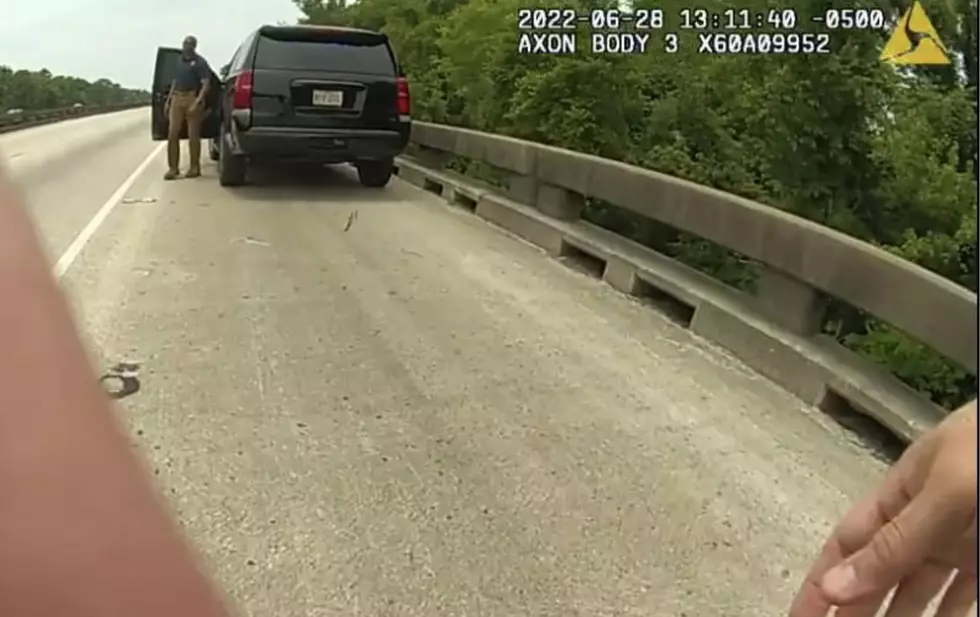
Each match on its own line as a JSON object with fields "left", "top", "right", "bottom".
{"left": 254, "top": 29, "right": 395, "bottom": 75}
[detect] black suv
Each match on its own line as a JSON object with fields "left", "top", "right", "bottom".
{"left": 150, "top": 25, "right": 411, "bottom": 187}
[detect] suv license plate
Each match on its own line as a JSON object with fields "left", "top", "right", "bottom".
{"left": 312, "top": 90, "right": 343, "bottom": 107}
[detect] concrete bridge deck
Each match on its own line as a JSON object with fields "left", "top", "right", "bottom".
{"left": 3, "top": 109, "right": 905, "bottom": 616}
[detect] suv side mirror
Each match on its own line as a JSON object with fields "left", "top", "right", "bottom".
{"left": 219, "top": 63, "right": 230, "bottom": 78}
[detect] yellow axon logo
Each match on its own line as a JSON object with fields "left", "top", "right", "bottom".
{"left": 880, "top": 1, "right": 951, "bottom": 65}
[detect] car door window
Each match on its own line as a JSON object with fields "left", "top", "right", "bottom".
{"left": 225, "top": 47, "right": 242, "bottom": 77}
{"left": 154, "top": 48, "right": 183, "bottom": 91}
{"left": 253, "top": 31, "right": 395, "bottom": 75}
{"left": 230, "top": 33, "right": 257, "bottom": 73}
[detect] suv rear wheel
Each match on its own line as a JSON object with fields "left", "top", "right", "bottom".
{"left": 357, "top": 159, "right": 393, "bottom": 188}
{"left": 218, "top": 131, "right": 247, "bottom": 186}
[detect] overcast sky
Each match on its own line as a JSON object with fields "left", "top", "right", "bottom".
{"left": 0, "top": 0, "right": 302, "bottom": 89}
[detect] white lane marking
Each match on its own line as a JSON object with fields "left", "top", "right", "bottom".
{"left": 53, "top": 142, "right": 164, "bottom": 279}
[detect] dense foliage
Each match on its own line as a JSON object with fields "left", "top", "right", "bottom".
{"left": 0, "top": 66, "right": 148, "bottom": 112}
{"left": 297, "top": 0, "right": 978, "bottom": 407}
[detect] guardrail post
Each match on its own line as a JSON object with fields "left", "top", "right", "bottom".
{"left": 507, "top": 175, "right": 538, "bottom": 205}
{"left": 507, "top": 175, "right": 583, "bottom": 221}
{"left": 537, "top": 183, "right": 584, "bottom": 221}
{"left": 754, "top": 267, "right": 827, "bottom": 335}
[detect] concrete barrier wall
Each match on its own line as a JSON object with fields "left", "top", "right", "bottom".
{"left": 0, "top": 102, "right": 147, "bottom": 135}
{"left": 397, "top": 121, "right": 978, "bottom": 443}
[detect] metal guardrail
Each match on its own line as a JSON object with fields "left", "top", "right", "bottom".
{"left": 0, "top": 102, "right": 148, "bottom": 134}
{"left": 397, "top": 122, "right": 978, "bottom": 443}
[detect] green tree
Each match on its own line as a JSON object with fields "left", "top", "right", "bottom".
{"left": 0, "top": 66, "right": 149, "bottom": 112}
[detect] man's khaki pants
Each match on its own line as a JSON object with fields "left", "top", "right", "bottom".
{"left": 167, "top": 91, "right": 203, "bottom": 174}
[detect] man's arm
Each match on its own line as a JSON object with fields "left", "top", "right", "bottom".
{"left": 193, "top": 60, "right": 210, "bottom": 110}
{"left": 165, "top": 79, "right": 176, "bottom": 112}
{"left": 0, "top": 174, "right": 231, "bottom": 614}
{"left": 789, "top": 399, "right": 977, "bottom": 616}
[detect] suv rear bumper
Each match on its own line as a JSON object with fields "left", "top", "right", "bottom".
{"left": 233, "top": 125, "right": 410, "bottom": 163}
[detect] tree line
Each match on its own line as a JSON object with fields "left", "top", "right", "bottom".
{"left": 296, "top": 0, "right": 978, "bottom": 408}
{"left": 0, "top": 66, "right": 149, "bottom": 112}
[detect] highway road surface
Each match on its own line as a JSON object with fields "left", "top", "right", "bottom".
{"left": 3, "top": 109, "right": 889, "bottom": 616}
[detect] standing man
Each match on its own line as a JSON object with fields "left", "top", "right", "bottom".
{"left": 164, "top": 35, "right": 210, "bottom": 180}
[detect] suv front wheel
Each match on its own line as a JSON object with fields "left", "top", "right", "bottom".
{"left": 356, "top": 159, "right": 393, "bottom": 188}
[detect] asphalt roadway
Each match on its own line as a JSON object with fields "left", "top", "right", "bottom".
{"left": 3, "top": 109, "right": 890, "bottom": 616}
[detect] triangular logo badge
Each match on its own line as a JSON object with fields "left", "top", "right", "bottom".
{"left": 880, "top": 1, "right": 951, "bottom": 65}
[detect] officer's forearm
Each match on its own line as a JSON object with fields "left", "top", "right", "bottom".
{"left": 0, "top": 174, "right": 231, "bottom": 615}
{"left": 195, "top": 80, "right": 209, "bottom": 106}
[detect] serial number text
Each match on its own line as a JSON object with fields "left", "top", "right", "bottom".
{"left": 697, "top": 32, "right": 831, "bottom": 54}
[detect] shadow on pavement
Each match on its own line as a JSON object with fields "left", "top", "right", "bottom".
{"left": 223, "top": 162, "right": 394, "bottom": 204}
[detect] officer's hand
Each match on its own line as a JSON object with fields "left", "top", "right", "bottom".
{"left": 789, "top": 401, "right": 977, "bottom": 617}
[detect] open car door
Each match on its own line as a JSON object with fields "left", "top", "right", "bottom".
{"left": 151, "top": 47, "right": 222, "bottom": 141}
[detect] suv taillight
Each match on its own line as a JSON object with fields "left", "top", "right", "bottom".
{"left": 396, "top": 77, "right": 410, "bottom": 116}
{"left": 233, "top": 71, "right": 253, "bottom": 109}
